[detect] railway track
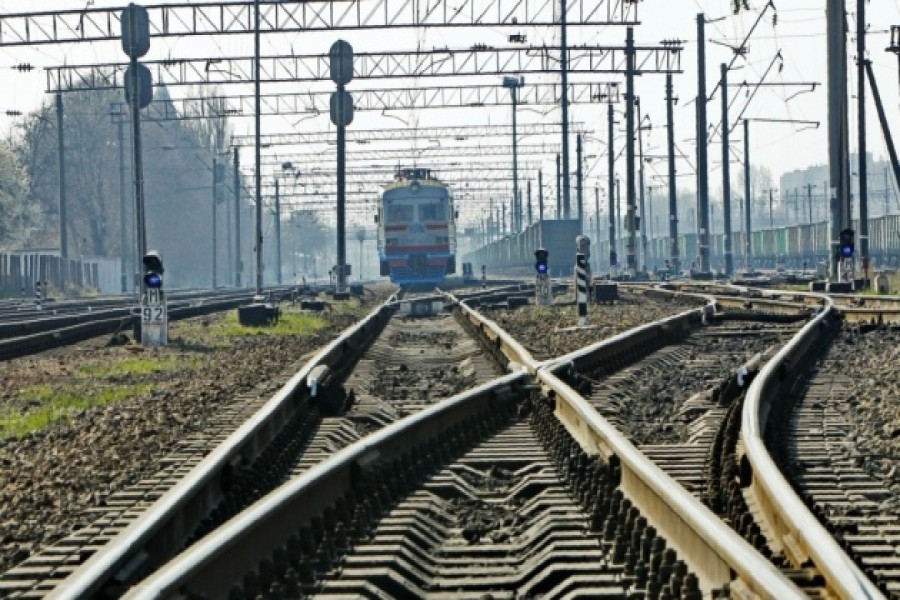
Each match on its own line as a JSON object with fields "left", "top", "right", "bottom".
{"left": 0, "top": 286, "right": 509, "bottom": 598}
{"left": 8, "top": 280, "right": 894, "bottom": 598}
{"left": 760, "top": 320, "right": 900, "bottom": 598}
{"left": 0, "top": 288, "right": 299, "bottom": 361}
{"left": 93, "top": 290, "right": 809, "bottom": 599}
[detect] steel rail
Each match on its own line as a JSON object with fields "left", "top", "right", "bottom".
{"left": 0, "top": 294, "right": 263, "bottom": 361}
{"left": 446, "top": 290, "right": 540, "bottom": 374}
{"left": 541, "top": 302, "right": 711, "bottom": 374}
{"left": 531, "top": 297, "right": 805, "bottom": 598}
{"left": 740, "top": 293, "right": 886, "bottom": 599}
{"left": 121, "top": 371, "right": 527, "bottom": 599}
{"left": 48, "top": 294, "right": 398, "bottom": 599}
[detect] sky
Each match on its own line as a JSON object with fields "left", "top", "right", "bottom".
{"left": 0, "top": 0, "right": 898, "bottom": 231}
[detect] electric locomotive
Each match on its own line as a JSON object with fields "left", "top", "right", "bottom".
{"left": 376, "top": 167, "right": 456, "bottom": 285}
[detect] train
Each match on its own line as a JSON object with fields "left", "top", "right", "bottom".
{"left": 376, "top": 167, "right": 457, "bottom": 285}
{"left": 463, "top": 214, "right": 900, "bottom": 276}
{"left": 634, "top": 214, "right": 900, "bottom": 273}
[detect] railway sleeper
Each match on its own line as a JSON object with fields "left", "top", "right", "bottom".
{"left": 212, "top": 391, "right": 712, "bottom": 599}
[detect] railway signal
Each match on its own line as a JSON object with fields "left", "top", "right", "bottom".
{"left": 140, "top": 251, "right": 167, "bottom": 347}
{"left": 535, "top": 248, "right": 552, "bottom": 306}
{"left": 142, "top": 251, "right": 164, "bottom": 288}
{"left": 839, "top": 228, "right": 855, "bottom": 258}
{"left": 534, "top": 248, "right": 549, "bottom": 274}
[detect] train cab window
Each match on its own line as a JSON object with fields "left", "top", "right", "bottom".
{"left": 387, "top": 204, "right": 413, "bottom": 222}
{"left": 419, "top": 203, "right": 446, "bottom": 221}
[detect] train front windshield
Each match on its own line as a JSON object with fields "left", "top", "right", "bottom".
{"left": 419, "top": 203, "right": 446, "bottom": 221}
{"left": 386, "top": 204, "right": 413, "bottom": 223}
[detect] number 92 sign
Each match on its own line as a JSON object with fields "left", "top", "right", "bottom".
{"left": 142, "top": 305, "right": 165, "bottom": 323}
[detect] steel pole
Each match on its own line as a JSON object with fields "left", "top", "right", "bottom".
{"left": 212, "top": 157, "right": 218, "bottom": 288}
{"left": 129, "top": 51, "right": 147, "bottom": 295}
{"left": 55, "top": 92, "right": 68, "bottom": 261}
{"left": 560, "top": 0, "right": 571, "bottom": 219}
{"left": 666, "top": 73, "right": 680, "bottom": 273}
{"left": 576, "top": 133, "right": 584, "bottom": 232}
{"left": 555, "top": 154, "right": 561, "bottom": 218}
{"left": 625, "top": 26, "right": 637, "bottom": 276}
{"left": 696, "top": 14, "right": 711, "bottom": 274}
{"left": 511, "top": 85, "right": 520, "bottom": 232}
{"left": 608, "top": 103, "right": 616, "bottom": 271}
{"left": 637, "top": 98, "right": 647, "bottom": 273}
{"left": 254, "top": 0, "right": 263, "bottom": 294}
{"left": 527, "top": 179, "right": 533, "bottom": 226}
{"left": 721, "top": 64, "right": 733, "bottom": 277}
{"left": 275, "top": 178, "right": 282, "bottom": 285}
{"left": 538, "top": 170, "right": 544, "bottom": 222}
{"left": 856, "top": 0, "right": 870, "bottom": 276}
{"left": 826, "top": 0, "right": 849, "bottom": 280}
{"left": 744, "top": 119, "right": 752, "bottom": 270}
{"left": 117, "top": 119, "right": 128, "bottom": 292}
{"left": 233, "top": 146, "right": 242, "bottom": 287}
{"left": 337, "top": 84, "right": 347, "bottom": 291}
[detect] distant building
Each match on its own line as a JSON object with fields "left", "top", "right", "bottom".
{"left": 780, "top": 153, "right": 899, "bottom": 224}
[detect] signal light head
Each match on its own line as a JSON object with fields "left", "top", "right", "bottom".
{"left": 534, "top": 248, "right": 549, "bottom": 274}
{"left": 838, "top": 228, "right": 855, "bottom": 258}
{"left": 142, "top": 251, "right": 164, "bottom": 288}
{"left": 144, "top": 272, "right": 162, "bottom": 288}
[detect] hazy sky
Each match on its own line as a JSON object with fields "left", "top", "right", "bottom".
{"left": 0, "top": 0, "right": 898, "bottom": 224}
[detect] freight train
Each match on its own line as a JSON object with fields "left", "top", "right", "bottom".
{"left": 376, "top": 168, "right": 457, "bottom": 285}
{"left": 635, "top": 214, "right": 900, "bottom": 272}
{"left": 464, "top": 214, "right": 900, "bottom": 276}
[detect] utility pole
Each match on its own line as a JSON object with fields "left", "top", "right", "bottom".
{"left": 807, "top": 183, "right": 814, "bottom": 224}
{"left": 720, "top": 63, "right": 733, "bottom": 277}
{"left": 527, "top": 179, "right": 533, "bottom": 226}
{"left": 274, "top": 178, "right": 282, "bottom": 285}
{"left": 117, "top": 118, "right": 128, "bottom": 292}
{"left": 826, "top": 0, "right": 851, "bottom": 280}
{"left": 556, "top": 153, "right": 561, "bottom": 219}
{"left": 647, "top": 185, "right": 654, "bottom": 265}
{"left": 625, "top": 26, "right": 638, "bottom": 276}
{"left": 636, "top": 98, "right": 648, "bottom": 273}
{"left": 608, "top": 103, "right": 617, "bottom": 273}
{"left": 233, "top": 147, "right": 242, "bottom": 287}
{"left": 212, "top": 157, "right": 218, "bottom": 288}
{"left": 253, "top": 0, "right": 263, "bottom": 295}
{"left": 560, "top": 0, "right": 571, "bottom": 219}
{"left": 538, "top": 170, "right": 544, "bottom": 222}
{"left": 56, "top": 92, "right": 68, "bottom": 261}
{"left": 503, "top": 76, "right": 523, "bottom": 233}
{"left": 225, "top": 156, "right": 232, "bottom": 286}
{"left": 856, "top": 0, "right": 869, "bottom": 280}
{"left": 594, "top": 186, "right": 601, "bottom": 245}
{"left": 576, "top": 133, "right": 584, "bottom": 232}
{"left": 696, "top": 14, "right": 711, "bottom": 275}
{"left": 666, "top": 73, "right": 680, "bottom": 274}
{"left": 743, "top": 119, "right": 752, "bottom": 271}
{"left": 768, "top": 188, "right": 775, "bottom": 229}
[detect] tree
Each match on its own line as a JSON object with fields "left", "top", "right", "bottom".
{"left": 0, "top": 141, "right": 30, "bottom": 246}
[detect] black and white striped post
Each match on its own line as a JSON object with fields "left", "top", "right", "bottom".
{"left": 575, "top": 253, "right": 588, "bottom": 326}
{"left": 576, "top": 234, "right": 592, "bottom": 293}
{"left": 34, "top": 281, "right": 43, "bottom": 310}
